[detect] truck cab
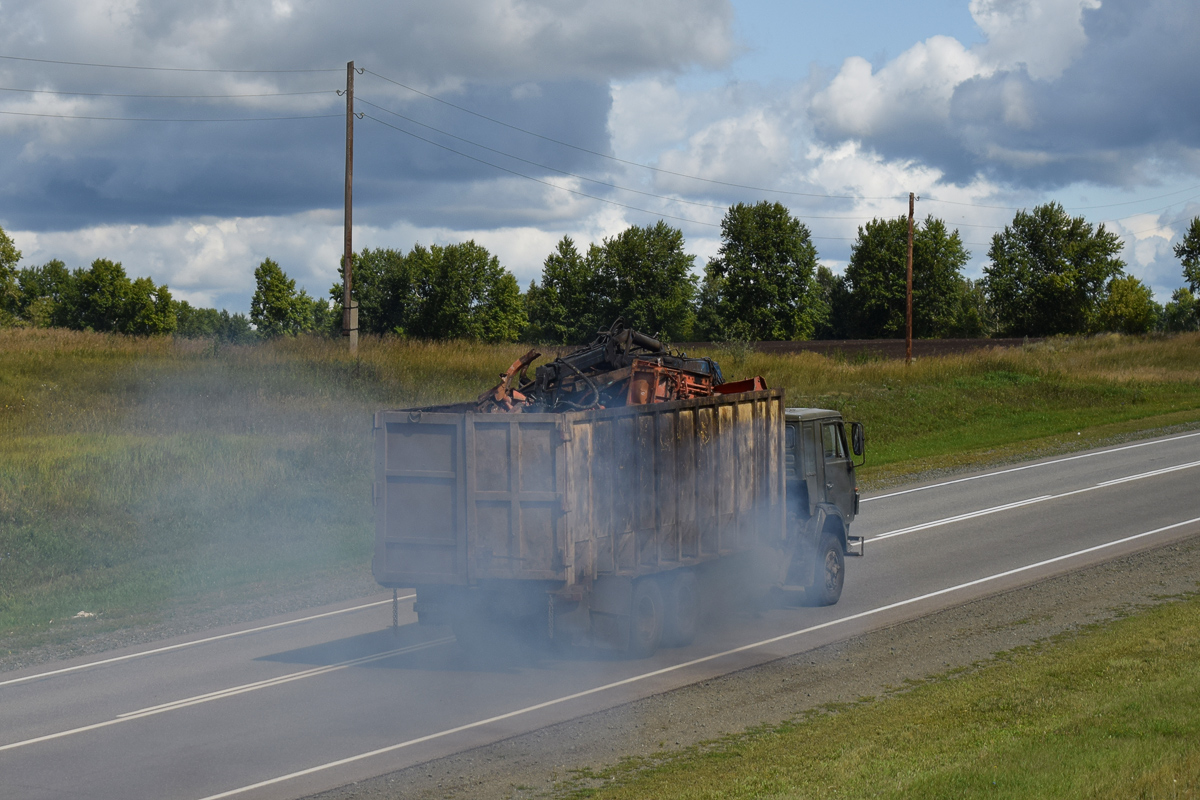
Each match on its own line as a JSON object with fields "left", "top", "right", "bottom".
{"left": 783, "top": 408, "right": 865, "bottom": 605}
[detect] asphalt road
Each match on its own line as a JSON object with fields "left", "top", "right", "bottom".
{"left": 3, "top": 430, "right": 1199, "bottom": 800}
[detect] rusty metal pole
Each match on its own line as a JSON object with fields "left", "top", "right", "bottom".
{"left": 342, "top": 61, "right": 358, "bottom": 354}
{"left": 906, "top": 192, "right": 914, "bottom": 366}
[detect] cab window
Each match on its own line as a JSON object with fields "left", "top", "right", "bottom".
{"left": 802, "top": 422, "right": 817, "bottom": 477}
{"left": 822, "top": 422, "right": 846, "bottom": 459}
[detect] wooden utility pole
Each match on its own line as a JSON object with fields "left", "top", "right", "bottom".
{"left": 906, "top": 192, "right": 914, "bottom": 366}
{"left": 342, "top": 61, "right": 358, "bottom": 353}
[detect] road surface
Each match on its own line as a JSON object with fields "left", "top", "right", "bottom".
{"left": 2, "top": 430, "right": 1199, "bottom": 800}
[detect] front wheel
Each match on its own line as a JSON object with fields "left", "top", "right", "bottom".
{"left": 807, "top": 533, "right": 845, "bottom": 606}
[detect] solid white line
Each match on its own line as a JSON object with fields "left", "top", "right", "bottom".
{"left": 0, "top": 637, "right": 453, "bottom": 753}
{"left": 866, "top": 459, "right": 1200, "bottom": 544}
{"left": 869, "top": 496, "right": 1053, "bottom": 542}
{"left": 862, "top": 430, "right": 1200, "bottom": 503}
{"left": 0, "top": 595, "right": 414, "bottom": 689}
{"left": 195, "top": 515, "right": 1200, "bottom": 800}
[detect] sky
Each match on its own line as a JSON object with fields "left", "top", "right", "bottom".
{"left": 1, "top": 0, "right": 1198, "bottom": 313}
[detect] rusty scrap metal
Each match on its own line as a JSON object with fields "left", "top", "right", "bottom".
{"left": 477, "top": 348, "right": 541, "bottom": 412}
{"left": 474, "top": 320, "right": 767, "bottom": 414}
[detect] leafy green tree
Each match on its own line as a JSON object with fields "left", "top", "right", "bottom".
{"left": 838, "top": 215, "right": 970, "bottom": 338}
{"left": 983, "top": 203, "right": 1125, "bottom": 336}
{"left": 16, "top": 259, "right": 71, "bottom": 328}
{"left": 250, "top": 258, "right": 311, "bottom": 337}
{"left": 124, "top": 276, "right": 177, "bottom": 335}
{"left": 1162, "top": 288, "right": 1200, "bottom": 332}
{"left": 1093, "top": 275, "right": 1159, "bottom": 334}
{"left": 592, "top": 221, "right": 696, "bottom": 341}
{"left": 698, "top": 202, "right": 820, "bottom": 341}
{"left": 413, "top": 241, "right": 525, "bottom": 342}
{"left": 526, "top": 236, "right": 603, "bottom": 344}
{"left": 330, "top": 242, "right": 524, "bottom": 342}
{"left": 61, "top": 259, "right": 134, "bottom": 332}
{"left": 810, "top": 264, "right": 848, "bottom": 340}
{"left": 0, "top": 225, "right": 21, "bottom": 323}
{"left": 945, "top": 278, "right": 994, "bottom": 338}
{"left": 1174, "top": 217, "right": 1200, "bottom": 293}
{"left": 330, "top": 248, "right": 422, "bottom": 336}
{"left": 175, "top": 301, "right": 219, "bottom": 337}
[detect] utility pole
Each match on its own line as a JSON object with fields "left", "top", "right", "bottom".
{"left": 342, "top": 60, "right": 358, "bottom": 354}
{"left": 906, "top": 191, "right": 914, "bottom": 366}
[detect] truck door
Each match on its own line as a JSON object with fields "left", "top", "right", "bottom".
{"left": 801, "top": 421, "right": 821, "bottom": 515}
{"left": 821, "top": 421, "right": 856, "bottom": 522}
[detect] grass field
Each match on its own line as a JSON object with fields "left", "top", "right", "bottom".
{"left": 556, "top": 592, "right": 1200, "bottom": 800}
{"left": 1, "top": 329, "right": 1199, "bottom": 650}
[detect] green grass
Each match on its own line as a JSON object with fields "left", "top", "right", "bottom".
{"left": 553, "top": 593, "right": 1200, "bottom": 800}
{"left": 2, "top": 329, "right": 1199, "bottom": 650}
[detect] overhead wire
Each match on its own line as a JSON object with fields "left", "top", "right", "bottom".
{"left": 0, "top": 53, "right": 340, "bottom": 73}
{"left": 0, "top": 109, "right": 342, "bottom": 122}
{"left": 359, "top": 95, "right": 885, "bottom": 224}
{"left": 2, "top": 54, "right": 1193, "bottom": 249}
{"left": 0, "top": 85, "right": 336, "bottom": 99}
{"left": 363, "top": 112, "right": 855, "bottom": 241}
{"left": 362, "top": 67, "right": 903, "bottom": 203}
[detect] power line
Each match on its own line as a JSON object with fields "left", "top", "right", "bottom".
{"left": 0, "top": 109, "right": 341, "bottom": 122}
{"left": 358, "top": 97, "right": 727, "bottom": 213}
{"left": 362, "top": 67, "right": 902, "bottom": 203}
{"left": 0, "top": 85, "right": 336, "bottom": 99}
{"left": 362, "top": 112, "right": 721, "bottom": 230}
{"left": 359, "top": 96, "right": 900, "bottom": 226}
{"left": 0, "top": 53, "right": 340, "bottom": 73}
{"left": 923, "top": 183, "right": 1200, "bottom": 213}
{"left": 365, "top": 111, "right": 851, "bottom": 241}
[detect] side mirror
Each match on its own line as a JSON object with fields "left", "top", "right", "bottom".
{"left": 850, "top": 422, "right": 865, "bottom": 460}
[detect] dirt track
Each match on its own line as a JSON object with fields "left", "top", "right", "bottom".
{"left": 312, "top": 534, "right": 1200, "bottom": 800}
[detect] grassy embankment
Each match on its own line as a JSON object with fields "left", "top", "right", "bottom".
{"left": 1, "top": 329, "right": 1198, "bottom": 651}
{"left": 558, "top": 592, "right": 1200, "bottom": 799}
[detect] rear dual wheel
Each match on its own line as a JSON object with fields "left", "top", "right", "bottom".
{"left": 629, "top": 570, "right": 699, "bottom": 657}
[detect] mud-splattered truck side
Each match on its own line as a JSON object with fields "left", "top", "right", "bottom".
{"left": 372, "top": 389, "right": 864, "bottom": 656}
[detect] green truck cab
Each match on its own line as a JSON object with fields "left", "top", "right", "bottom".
{"left": 783, "top": 408, "right": 865, "bottom": 606}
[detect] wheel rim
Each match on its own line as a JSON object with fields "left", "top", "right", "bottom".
{"left": 823, "top": 550, "right": 842, "bottom": 590}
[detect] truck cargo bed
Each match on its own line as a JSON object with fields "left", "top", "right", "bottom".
{"left": 372, "top": 389, "right": 786, "bottom": 592}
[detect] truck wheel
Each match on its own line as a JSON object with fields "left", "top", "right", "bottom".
{"left": 628, "top": 578, "right": 665, "bottom": 657}
{"left": 808, "top": 533, "right": 844, "bottom": 606}
{"left": 661, "top": 570, "right": 698, "bottom": 648}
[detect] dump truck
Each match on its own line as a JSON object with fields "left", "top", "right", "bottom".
{"left": 372, "top": 383, "right": 865, "bottom": 656}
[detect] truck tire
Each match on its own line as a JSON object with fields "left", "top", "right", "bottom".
{"left": 808, "top": 533, "right": 844, "bottom": 606}
{"left": 628, "top": 578, "right": 665, "bottom": 657}
{"left": 661, "top": 570, "right": 698, "bottom": 647}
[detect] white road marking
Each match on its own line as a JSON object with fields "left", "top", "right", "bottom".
{"left": 867, "top": 459, "right": 1200, "bottom": 543}
{"left": 0, "top": 637, "right": 453, "bottom": 753}
{"left": 869, "top": 496, "right": 1054, "bottom": 542}
{"left": 862, "top": 430, "right": 1200, "bottom": 503}
{"left": 195, "top": 515, "right": 1200, "bottom": 800}
{"left": 0, "top": 595, "right": 414, "bottom": 689}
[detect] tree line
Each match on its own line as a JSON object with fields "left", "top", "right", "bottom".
{"left": 2, "top": 203, "right": 1198, "bottom": 343}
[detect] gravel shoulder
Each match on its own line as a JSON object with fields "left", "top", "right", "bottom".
{"left": 309, "top": 534, "right": 1200, "bottom": 800}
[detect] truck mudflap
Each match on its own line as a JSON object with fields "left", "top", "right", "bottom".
{"left": 846, "top": 532, "right": 865, "bottom": 557}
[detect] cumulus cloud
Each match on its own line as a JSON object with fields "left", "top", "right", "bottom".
{"left": 0, "top": 0, "right": 734, "bottom": 234}
{"left": 809, "top": 0, "right": 1200, "bottom": 188}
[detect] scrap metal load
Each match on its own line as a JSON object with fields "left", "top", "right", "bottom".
{"left": 476, "top": 320, "right": 766, "bottom": 413}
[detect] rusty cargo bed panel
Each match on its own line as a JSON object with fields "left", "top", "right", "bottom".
{"left": 372, "top": 389, "right": 785, "bottom": 589}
